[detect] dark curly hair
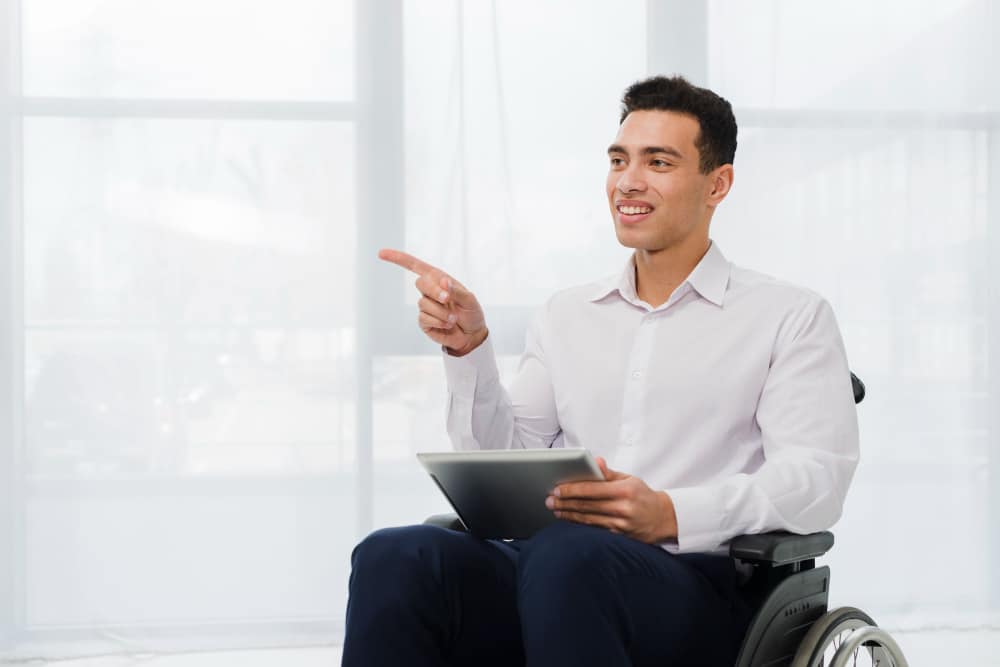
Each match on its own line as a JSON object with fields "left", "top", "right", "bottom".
{"left": 620, "top": 75, "right": 737, "bottom": 174}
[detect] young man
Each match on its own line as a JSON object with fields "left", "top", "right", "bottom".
{"left": 343, "top": 76, "right": 859, "bottom": 666}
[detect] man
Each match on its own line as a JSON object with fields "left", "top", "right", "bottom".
{"left": 342, "top": 76, "right": 859, "bottom": 666}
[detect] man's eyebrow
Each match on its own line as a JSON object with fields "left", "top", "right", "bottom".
{"left": 606, "top": 144, "right": 684, "bottom": 159}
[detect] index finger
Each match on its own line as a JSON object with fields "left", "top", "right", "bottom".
{"left": 378, "top": 248, "right": 439, "bottom": 276}
{"left": 554, "top": 479, "right": 620, "bottom": 500}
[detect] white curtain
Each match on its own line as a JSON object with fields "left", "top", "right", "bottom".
{"left": 1, "top": 0, "right": 996, "bottom": 661}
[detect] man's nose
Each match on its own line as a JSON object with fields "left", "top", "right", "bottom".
{"left": 616, "top": 166, "right": 646, "bottom": 193}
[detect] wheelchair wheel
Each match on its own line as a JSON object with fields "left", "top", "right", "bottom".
{"left": 791, "top": 606, "right": 909, "bottom": 667}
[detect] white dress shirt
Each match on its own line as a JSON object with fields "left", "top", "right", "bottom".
{"left": 442, "top": 240, "right": 859, "bottom": 567}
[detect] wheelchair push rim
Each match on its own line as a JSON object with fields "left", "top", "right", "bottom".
{"left": 791, "top": 606, "right": 909, "bottom": 667}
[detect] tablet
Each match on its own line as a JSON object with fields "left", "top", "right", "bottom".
{"left": 416, "top": 448, "right": 604, "bottom": 539}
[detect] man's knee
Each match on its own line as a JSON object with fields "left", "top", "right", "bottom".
{"left": 350, "top": 524, "right": 454, "bottom": 589}
{"left": 518, "top": 521, "right": 622, "bottom": 586}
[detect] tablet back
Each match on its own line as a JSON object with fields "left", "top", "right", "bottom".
{"left": 417, "top": 448, "right": 603, "bottom": 539}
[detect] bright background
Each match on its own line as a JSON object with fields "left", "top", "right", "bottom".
{"left": 0, "top": 0, "right": 997, "bottom": 663}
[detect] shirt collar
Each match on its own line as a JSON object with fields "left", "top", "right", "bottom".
{"left": 588, "top": 240, "right": 730, "bottom": 307}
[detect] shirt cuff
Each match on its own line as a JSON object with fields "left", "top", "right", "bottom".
{"left": 663, "top": 484, "right": 726, "bottom": 553}
{"left": 441, "top": 333, "right": 500, "bottom": 396}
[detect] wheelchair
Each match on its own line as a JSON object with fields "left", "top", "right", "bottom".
{"left": 423, "top": 373, "right": 910, "bottom": 667}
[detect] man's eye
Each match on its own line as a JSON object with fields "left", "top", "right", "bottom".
{"left": 610, "top": 157, "right": 625, "bottom": 166}
{"left": 652, "top": 159, "right": 671, "bottom": 168}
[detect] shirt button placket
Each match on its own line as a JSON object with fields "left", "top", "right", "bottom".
{"left": 619, "top": 314, "right": 654, "bottom": 458}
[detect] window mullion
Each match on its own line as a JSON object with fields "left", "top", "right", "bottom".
{"left": 646, "top": 0, "right": 707, "bottom": 84}
{"left": 354, "top": 0, "right": 404, "bottom": 543}
{"left": 18, "top": 97, "right": 355, "bottom": 121}
{"left": 989, "top": 127, "right": 1000, "bottom": 611}
{"left": 0, "top": 0, "right": 25, "bottom": 650}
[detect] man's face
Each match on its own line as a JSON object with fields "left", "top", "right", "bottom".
{"left": 606, "top": 109, "right": 717, "bottom": 252}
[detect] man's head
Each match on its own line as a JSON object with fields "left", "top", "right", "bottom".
{"left": 607, "top": 76, "right": 737, "bottom": 254}
{"left": 620, "top": 76, "right": 737, "bottom": 173}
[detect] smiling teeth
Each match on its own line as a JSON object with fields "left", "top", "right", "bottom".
{"left": 619, "top": 206, "right": 651, "bottom": 215}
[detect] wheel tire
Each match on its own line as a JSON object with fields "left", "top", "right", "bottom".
{"left": 791, "top": 606, "right": 877, "bottom": 667}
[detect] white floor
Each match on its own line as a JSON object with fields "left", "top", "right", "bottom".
{"left": 8, "top": 629, "right": 1000, "bottom": 666}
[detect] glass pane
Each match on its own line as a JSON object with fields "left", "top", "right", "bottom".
{"left": 25, "top": 327, "right": 357, "bottom": 478}
{"left": 23, "top": 118, "right": 355, "bottom": 479}
{"left": 708, "top": 0, "right": 997, "bottom": 111}
{"left": 21, "top": 118, "right": 357, "bottom": 628}
{"left": 26, "top": 482, "right": 354, "bottom": 625}
{"left": 24, "top": 118, "right": 353, "bottom": 325}
{"left": 23, "top": 0, "right": 353, "bottom": 100}
{"left": 403, "top": 0, "right": 645, "bottom": 307}
{"left": 716, "top": 127, "right": 987, "bottom": 309}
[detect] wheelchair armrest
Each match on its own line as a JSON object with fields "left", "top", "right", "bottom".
{"left": 729, "top": 531, "right": 834, "bottom": 567}
{"left": 423, "top": 514, "right": 834, "bottom": 568}
{"left": 424, "top": 513, "right": 467, "bottom": 532}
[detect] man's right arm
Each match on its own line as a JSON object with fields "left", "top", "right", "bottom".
{"left": 442, "top": 310, "right": 561, "bottom": 451}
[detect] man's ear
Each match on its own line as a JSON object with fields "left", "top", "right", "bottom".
{"left": 706, "top": 164, "right": 734, "bottom": 207}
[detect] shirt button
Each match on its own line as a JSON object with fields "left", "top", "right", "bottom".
{"left": 623, "top": 438, "right": 634, "bottom": 447}
{"left": 631, "top": 370, "right": 642, "bottom": 379}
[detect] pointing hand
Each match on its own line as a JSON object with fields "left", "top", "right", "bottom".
{"left": 378, "top": 249, "right": 489, "bottom": 356}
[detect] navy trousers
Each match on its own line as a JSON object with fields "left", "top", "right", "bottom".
{"left": 342, "top": 521, "right": 755, "bottom": 667}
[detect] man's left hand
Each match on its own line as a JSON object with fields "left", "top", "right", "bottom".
{"left": 546, "top": 457, "right": 678, "bottom": 544}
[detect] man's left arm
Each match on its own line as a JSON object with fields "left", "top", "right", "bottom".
{"left": 662, "top": 295, "right": 860, "bottom": 552}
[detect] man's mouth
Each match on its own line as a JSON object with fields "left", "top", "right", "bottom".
{"left": 616, "top": 202, "right": 654, "bottom": 223}
{"left": 617, "top": 205, "right": 652, "bottom": 215}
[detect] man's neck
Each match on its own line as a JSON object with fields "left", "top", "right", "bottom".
{"left": 634, "top": 235, "right": 711, "bottom": 308}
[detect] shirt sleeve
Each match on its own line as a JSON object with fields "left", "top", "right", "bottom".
{"left": 442, "top": 307, "right": 562, "bottom": 451}
{"left": 662, "top": 296, "right": 861, "bottom": 553}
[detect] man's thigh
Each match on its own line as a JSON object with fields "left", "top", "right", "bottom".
{"left": 517, "top": 521, "right": 751, "bottom": 666}
{"left": 344, "top": 524, "right": 524, "bottom": 667}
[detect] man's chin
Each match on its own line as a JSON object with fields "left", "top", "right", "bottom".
{"left": 614, "top": 227, "right": 657, "bottom": 251}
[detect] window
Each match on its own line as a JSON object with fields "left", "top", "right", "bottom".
{"left": 1, "top": 0, "right": 996, "bottom": 658}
